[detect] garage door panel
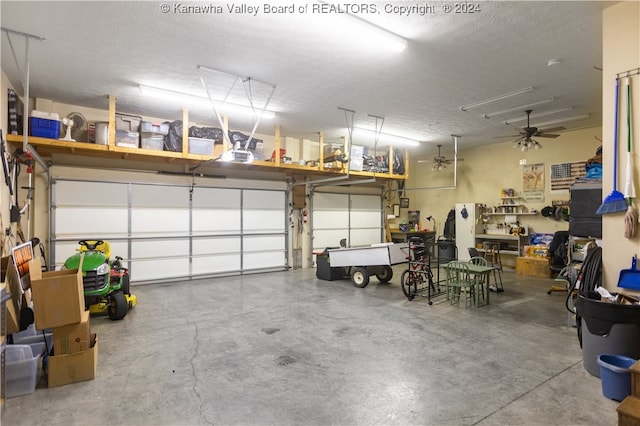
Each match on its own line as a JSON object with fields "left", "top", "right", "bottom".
{"left": 243, "top": 235, "right": 285, "bottom": 251}
{"left": 243, "top": 190, "right": 284, "bottom": 209}
{"left": 350, "top": 229, "right": 382, "bottom": 247}
{"left": 350, "top": 211, "right": 382, "bottom": 228}
{"left": 192, "top": 188, "right": 241, "bottom": 209}
{"left": 193, "top": 237, "right": 241, "bottom": 255}
{"left": 131, "top": 239, "right": 189, "bottom": 258}
{"left": 55, "top": 181, "right": 128, "bottom": 206}
{"left": 131, "top": 258, "right": 190, "bottom": 281}
{"left": 243, "top": 210, "right": 285, "bottom": 232}
{"left": 314, "top": 193, "right": 349, "bottom": 210}
{"left": 131, "top": 185, "right": 188, "bottom": 207}
{"left": 55, "top": 207, "right": 128, "bottom": 236}
{"left": 243, "top": 252, "right": 284, "bottom": 269}
{"left": 192, "top": 255, "right": 241, "bottom": 275}
{"left": 351, "top": 194, "right": 380, "bottom": 210}
{"left": 313, "top": 211, "right": 349, "bottom": 229}
{"left": 192, "top": 209, "right": 241, "bottom": 234}
{"left": 131, "top": 208, "right": 189, "bottom": 234}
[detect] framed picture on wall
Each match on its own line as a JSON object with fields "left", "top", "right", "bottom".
{"left": 400, "top": 198, "right": 409, "bottom": 208}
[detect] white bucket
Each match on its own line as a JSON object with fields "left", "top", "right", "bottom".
{"left": 95, "top": 122, "right": 109, "bottom": 145}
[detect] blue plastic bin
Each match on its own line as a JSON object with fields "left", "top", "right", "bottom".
{"left": 597, "top": 354, "right": 637, "bottom": 401}
{"left": 29, "top": 117, "right": 60, "bottom": 139}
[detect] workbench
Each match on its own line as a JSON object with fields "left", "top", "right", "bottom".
{"left": 390, "top": 230, "right": 435, "bottom": 243}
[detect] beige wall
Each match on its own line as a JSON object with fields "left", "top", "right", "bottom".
{"left": 602, "top": 1, "right": 640, "bottom": 289}
{"left": 402, "top": 126, "right": 602, "bottom": 238}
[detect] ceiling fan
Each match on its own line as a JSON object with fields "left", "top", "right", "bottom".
{"left": 501, "top": 109, "right": 566, "bottom": 152}
{"left": 418, "top": 144, "right": 463, "bottom": 171}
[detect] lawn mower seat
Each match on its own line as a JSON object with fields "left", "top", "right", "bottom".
{"left": 78, "top": 240, "right": 111, "bottom": 259}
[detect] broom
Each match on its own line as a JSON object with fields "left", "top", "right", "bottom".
{"left": 624, "top": 77, "right": 638, "bottom": 238}
{"left": 597, "top": 77, "right": 628, "bottom": 214}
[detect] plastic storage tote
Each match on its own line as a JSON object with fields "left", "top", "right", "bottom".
{"left": 5, "top": 344, "right": 43, "bottom": 398}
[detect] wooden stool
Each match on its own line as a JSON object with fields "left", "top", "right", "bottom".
{"left": 484, "top": 243, "right": 504, "bottom": 291}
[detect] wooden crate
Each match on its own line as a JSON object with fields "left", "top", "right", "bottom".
{"left": 515, "top": 256, "right": 551, "bottom": 278}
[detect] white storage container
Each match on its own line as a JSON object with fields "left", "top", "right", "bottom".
{"left": 141, "top": 134, "right": 164, "bottom": 151}
{"left": 5, "top": 344, "right": 43, "bottom": 398}
{"left": 116, "top": 130, "right": 139, "bottom": 148}
{"left": 188, "top": 137, "right": 214, "bottom": 156}
{"left": 140, "top": 121, "right": 169, "bottom": 135}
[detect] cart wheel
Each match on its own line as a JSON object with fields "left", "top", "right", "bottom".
{"left": 400, "top": 269, "right": 416, "bottom": 301}
{"left": 351, "top": 267, "right": 370, "bottom": 288}
{"left": 376, "top": 266, "right": 394, "bottom": 283}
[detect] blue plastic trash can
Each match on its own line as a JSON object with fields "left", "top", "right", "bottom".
{"left": 597, "top": 354, "right": 637, "bottom": 401}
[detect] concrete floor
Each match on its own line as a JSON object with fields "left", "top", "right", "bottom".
{"left": 3, "top": 266, "right": 618, "bottom": 425}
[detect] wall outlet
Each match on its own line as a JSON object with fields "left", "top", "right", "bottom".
{"left": 519, "top": 159, "right": 527, "bottom": 165}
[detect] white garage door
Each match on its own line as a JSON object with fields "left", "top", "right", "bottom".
{"left": 51, "top": 175, "right": 287, "bottom": 283}
{"left": 311, "top": 191, "right": 383, "bottom": 254}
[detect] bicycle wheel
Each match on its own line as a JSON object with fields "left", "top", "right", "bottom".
{"left": 401, "top": 269, "right": 417, "bottom": 301}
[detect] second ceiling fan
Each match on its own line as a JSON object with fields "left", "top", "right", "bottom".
{"left": 503, "top": 109, "right": 565, "bottom": 151}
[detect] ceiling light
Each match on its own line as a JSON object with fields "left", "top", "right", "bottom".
{"left": 138, "top": 84, "right": 276, "bottom": 120}
{"left": 483, "top": 98, "right": 555, "bottom": 119}
{"left": 459, "top": 87, "right": 533, "bottom": 112}
{"left": 533, "top": 114, "right": 591, "bottom": 128}
{"left": 514, "top": 138, "right": 542, "bottom": 152}
{"left": 352, "top": 127, "right": 420, "bottom": 146}
{"left": 431, "top": 163, "right": 446, "bottom": 172}
{"left": 503, "top": 106, "right": 574, "bottom": 125}
{"left": 319, "top": 2, "right": 407, "bottom": 52}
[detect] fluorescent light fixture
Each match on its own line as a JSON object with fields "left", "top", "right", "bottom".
{"left": 503, "top": 107, "right": 574, "bottom": 125}
{"left": 533, "top": 114, "right": 591, "bottom": 128}
{"left": 483, "top": 98, "right": 555, "bottom": 119}
{"left": 352, "top": 127, "right": 420, "bottom": 146}
{"left": 138, "top": 84, "right": 276, "bottom": 120}
{"left": 319, "top": 2, "right": 407, "bottom": 52}
{"left": 460, "top": 87, "right": 533, "bottom": 112}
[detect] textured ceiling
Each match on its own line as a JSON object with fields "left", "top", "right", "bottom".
{"left": 1, "top": 1, "right": 606, "bottom": 157}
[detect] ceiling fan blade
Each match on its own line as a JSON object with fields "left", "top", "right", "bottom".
{"left": 535, "top": 133, "right": 560, "bottom": 138}
{"left": 539, "top": 126, "right": 566, "bottom": 133}
{"left": 494, "top": 134, "right": 521, "bottom": 139}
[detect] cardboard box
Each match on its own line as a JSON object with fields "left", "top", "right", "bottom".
{"left": 29, "top": 256, "right": 85, "bottom": 330}
{"left": 53, "top": 309, "right": 91, "bottom": 354}
{"left": 48, "top": 333, "right": 98, "bottom": 388}
{"left": 516, "top": 256, "right": 551, "bottom": 278}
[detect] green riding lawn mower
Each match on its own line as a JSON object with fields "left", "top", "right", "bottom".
{"left": 63, "top": 240, "right": 137, "bottom": 320}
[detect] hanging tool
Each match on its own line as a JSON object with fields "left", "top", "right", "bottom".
{"left": 624, "top": 76, "right": 638, "bottom": 237}
{"left": 597, "top": 78, "right": 627, "bottom": 214}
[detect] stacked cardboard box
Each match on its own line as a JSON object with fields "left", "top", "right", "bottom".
{"left": 28, "top": 256, "right": 98, "bottom": 388}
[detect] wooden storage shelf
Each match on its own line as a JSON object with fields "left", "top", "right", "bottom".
{"left": 475, "top": 234, "right": 525, "bottom": 257}
{"left": 7, "top": 95, "right": 407, "bottom": 181}
{"left": 486, "top": 212, "right": 536, "bottom": 216}
{"left": 7, "top": 134, "right": 407, "bottom": 180}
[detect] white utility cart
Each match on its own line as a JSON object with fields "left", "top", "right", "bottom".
{"left": 318, "top": 242, "right": 409, "bottom": 287}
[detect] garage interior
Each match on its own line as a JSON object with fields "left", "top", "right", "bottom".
{"left": 0, "top": 1, "right": 639, "bottom": 425}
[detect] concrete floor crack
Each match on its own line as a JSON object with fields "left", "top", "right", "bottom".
{"left": 189, "top": 321, "right": 215, "bottom": 425}
{"left": 470, "top": 360, "right": 583, "bottom": 425}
